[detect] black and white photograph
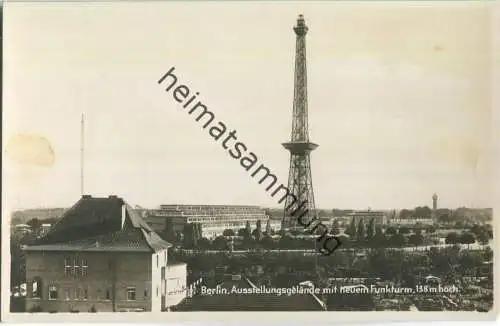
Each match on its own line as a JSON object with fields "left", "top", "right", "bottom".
{"left": 2, "top": 0, "right": 498, "bottom": 322}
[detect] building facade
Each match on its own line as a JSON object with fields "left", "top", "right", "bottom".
{"left": 23, "top": 195, "right": 187, "bottom": 313}
{"left": 346, "top": 210, "right": 388, "bottom": 226}
{"left": 145, "top": 205, "right": 269, "bottom": 238}
{"left": 389, "top": 218, "right": 435, "bottom": 226}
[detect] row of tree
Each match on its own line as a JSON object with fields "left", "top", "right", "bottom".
{"left": 160, "top": 219, "right": 275, "bottom": 249}
{"left": 339, "top": 218, "right": 431, "bottom": 241}
{"left": 160, "top": 217, "right": 493, "bottom": 251}
{"left": 399, "top": 206, "right": 433, "bottom": 219}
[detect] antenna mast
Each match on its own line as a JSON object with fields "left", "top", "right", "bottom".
{"left": 80, "top": 113, "right": 85, "bottom": 196}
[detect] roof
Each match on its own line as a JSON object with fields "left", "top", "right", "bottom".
{"left": 25, "top": 195, "right": 171, "bottom": 253}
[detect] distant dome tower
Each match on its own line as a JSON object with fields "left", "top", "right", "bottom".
{"left": 432, "top": 193, "right": 438, "bottom": 219}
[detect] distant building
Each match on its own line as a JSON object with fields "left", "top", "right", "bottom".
{"left": 346, "top": 210, "right": 387, "bottom": 225}
{"left": 145, "top": 205, "right": 269, "bottom": 238}
{"left": 390, "top": 218, "right": 435, "bottom": 226}
{"left": 23, "top": 195, "right": 187, "bottom": 313}
{"left": 13, "top": 224, "right": 31, "bottom": 236}
{"left": 39, "top": 223, "right": 52, "bottom": 237}
{"left": 432, "top": 193, "right": 438, "bottom": 219}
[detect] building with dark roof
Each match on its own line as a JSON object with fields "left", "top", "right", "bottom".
{"left": 23, "top": 195, "right": 187, "bottom": 313}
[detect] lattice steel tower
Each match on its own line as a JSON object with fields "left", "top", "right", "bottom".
{"left": 282, "top": 15, "right": 318, "bottom": 229}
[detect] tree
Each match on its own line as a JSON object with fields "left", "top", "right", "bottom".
{"left": 470, "top": 225, "right": 489, "bottom": 245}
{"left": 10, "top": 237, "right": 26, "bottom": 287}
{"left": 460, "top": 232, "right": 476, "bottom": 248}
{"left": 223, "top": 229, "right": 235, "bottom": 237}
{"left": 212, "top": 236, "right": 228, "bottom": 251}
{"left": 182, "top": 224, "right": 194, "bottom": 249}
{"left": 331, "top": 219, "right": 341, "bottom": 235}
{"left": 27, "top": 218, "right": 42, "bottom": 234}
{"left": 413, "top": 222, "right": 424, "bottom": 233}
{"left": 414, "top": 206, "right": 432, "bottom": 218}
{"left": 193, "top": 223, "right": 202, "bottom": 241}
{"left": 345, "top": 219, "right": 356, "bottom": 237}
{"left": 366, "top": 218, "right": 375, "bottom": 240}
{"left": 438, "top": 212, "right": 452, "bottom": 223}
{"left": 162, "top": 218, "right": 177, "bottom": 243}
{"left": 408, "top": 232, "right": 424, "bottom": 247}
{"left": 477, "top": 231, "right": 490, "bottom": 245}
{"left": 470, "top": 224, "right": 483, "bottom": 237}
{"left": 244, "top": 221, "right": 252, "bottom": 239}
{"left": 198, "top": 237, "right": 212, "bottom": 250}
{"left": 356, "top": 220, "right": 365, "bottom": 243}
{"left": 372, "top": 225, "right": 387, "bottom": 248}
{"left": 398, "top": 227, "right": 410, "bottom": 235}
{"left": 182, "top": 223, "right": 202, "bottom": 249}
{"left": 425, "top": 225, "right": 437, "bottom": 234}
{"left": 252, "top": 220, "right": 263, "bottom": 242}
{"left": 385, "top": 226, "right": 397, "bottom": 235}
{"left": 445, "top": 232, "right": 459, "bottom": 244}
{"left": 389, "top": 233, "right": 406, "bottom": 247}
{"left": 399, "top": 209, "right": 412, "bottom": 219}
{"left": 265, "top": 220, "right": 272, "bottom": 235}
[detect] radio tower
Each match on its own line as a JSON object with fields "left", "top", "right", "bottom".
{"left": 282, "top": 15, "right": 319, "bottom": 230}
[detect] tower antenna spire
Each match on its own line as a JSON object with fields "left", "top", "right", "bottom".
{"left": 80, "top": 113, "right": 85, "bottom": 196}
{"left": 282, "top": 15, "right": 319, "bottom": 271}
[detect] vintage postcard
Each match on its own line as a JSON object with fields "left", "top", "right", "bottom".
{"left": 2, "top": 0, "right": 498, "bottom": 323}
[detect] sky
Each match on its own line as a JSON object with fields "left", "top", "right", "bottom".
{"left": 2, "top": 1, "right": 495, "bottom": 211}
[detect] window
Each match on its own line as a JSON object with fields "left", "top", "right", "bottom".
{"left": 81, "top": 259, "right": 88, "bottom": 276}
{"left": 156, "top": 255, "right": 159, "bottom": 268}
{"left": 144, "top": 289, "right": 148, "bottom": 299}
{"left": 64, "top": 256, "right": 72, "bottom": 276}
{"left": 75, "top": 288, "right": 81, "bottom": 300}
{"left": 83, "top": 288, "right": 88, "bottom": 300}
{"left": 156, "top": 286, "right": 159, "bottom": 297}
{"left": 105, "top": 289, "right": 111, "bottom": 300}
{"left": 126, "top": 287, "right": 136, "bottom": 301}
{"left": 73, "top": 259, "right": 80, "bottom": 276}
{"left": 64, "top": 288, "right": 70, "bottom": 300}
{"left": 48, "top": 285, "right": 58, "bottom": 300}
{"left": 32, "top": 277, "right": 43, "bottom": 298}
